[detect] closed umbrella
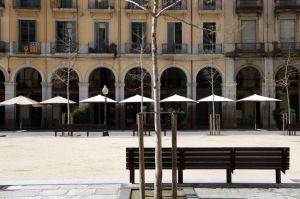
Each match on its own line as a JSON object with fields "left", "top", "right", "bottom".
{"left": 0, "top": 96, "right": 39, "bottom": 129}
{"left": 237, "top": 94, "right": 281, "bottom": 129}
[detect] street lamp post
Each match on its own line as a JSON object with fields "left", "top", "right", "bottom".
{"left": 102, "top": 85, "right": 109, "bottom": 136}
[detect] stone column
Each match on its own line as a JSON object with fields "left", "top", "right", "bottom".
{"left": 186, "top": 82, "right": 193, "bottom": 128}
{"left": 222, "top": 58, "right": 237, "bottom": 128}
{"left": 4, "top": 82, "right": 16, "bottom": 129}
{"left": 41, "top": 82, "right": 48, "bottom": 128}
{"left": 119, "top": 81, "right": 125, "bottom": 129}
{"left": 115, "top": 81, "right": 121, "bottom": 129}
{"left": 45, "top": 82, "right": 53, "bottom": 127}
{"left": 262, "top": 57, "right": 276, "bottom": 129}
{"left": 191, "top": 82, "right": 197, "bottom": 128}
{"left": 78, "top": 82, "right": 89, "bottom": 107}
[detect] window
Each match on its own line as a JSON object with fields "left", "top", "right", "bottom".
{"left": 241, "top": 20, "right": 256, "bottom": 50}
{"left": 19, "top": 20, "right": 37, "bottom": 53}
{"left": 203, "top": 22, "right": 216, "bottom": 52}
{"left": 167, "top": 22, "right": 182, "bottom": 52}
{"left": 94, "top": 0, "right": 109, "bottom": 9}
{"left": 203, "top": 0, "right": 216, "bottom": 10}
{"left": 131, "top": 22, "right": 146, "bottom": 49}
{"left": 163, "top": 0, "right": 186, "bottom": 9}
{"left": 55, "top": 21, "right": 76, "bottom": 52}
{"left": 280, "top": 19, "right": 295, "bottom": 50}
{"left": 58, "top": 0, "right": 74, "bottom": 8}
{"left": 94, "top": 22, "right": 109, "bottom": 53}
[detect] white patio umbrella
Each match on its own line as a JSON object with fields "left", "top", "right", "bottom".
{"left": 0, "top": 96, "right": 39, "bottom": 129}
{"left": 161, "top": 94, "right": 196, "bottom": 103}
{"left": 237, "top": 94, "right": 281, "bottom": 130}
{"left": 198, "top": 94, "right": 234, "bottom": 102}
{"left": 40, "top": 96, "right": 76, "bottom": 104}
{"left": 80, "top": 94, "right": 117, "bottom": 103}
{"left": 119, "top": 94, "right": 154, "bottom": 103}
{"left": 80, "top": 94, "right": 117, "bottom": 125}
{"left": 40, "top": 96, "right": 76, "bottom": 126}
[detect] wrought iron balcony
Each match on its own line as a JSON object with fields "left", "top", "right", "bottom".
{"left": 163, "top": 0, "right": 187, "bottom": 10}
{"left": 199, "top": 44, "right": 223, "bottom": 54}
{"left": 51, "top": 42, "right": 78, "bottom": 54}
{"left": 162, "top": 43, "right": 188, "bottom": 54}
{"left": 0, "top": 41, "right": 9, "bottom": 53}
{"left": 13, "top": 0, "right": 40, "bottom": 10}
{"left": 88, "top": 43, "right": 113, "bottom": 54}
{"left": 125, "top": 43, "right": 151, "bottom": 54}
{"left": 13, "top": 42, "right": 41, "bottom": 54}
{"left": 51, "top": 0, "right": 77, "bottom": 10}
{"left": 275, "top": 0, "right": 300, "bottom": 12}
{"left": 236, "top": 0, "right": 262, "bottom": 13}
{"left": 88, "top": 0, "right": 114, "bottom": 10}
{"left": 126, "top": 0, "right": 149, "bottom": 9}
{"left": 199, "top": 0, "right": 222, "bottom": 10}
{"left": 235, "top": 43, "right": 264, "bottom": 53}
{"left": 273, "top": 42, "right": 300, "bottom": 53}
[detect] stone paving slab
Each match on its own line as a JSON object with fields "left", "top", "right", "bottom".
{"left": 0, "top": 184, "right": 121, "bottom": 199}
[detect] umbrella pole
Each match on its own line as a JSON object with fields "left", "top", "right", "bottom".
{"left": 99, "top": 103, "right": 101, "bottom": 125}
{"left": 19, "top": 105, "right": 22, "bottom": 130}
{"left": 254, "top": 102, "right": 257, "bottom": 130}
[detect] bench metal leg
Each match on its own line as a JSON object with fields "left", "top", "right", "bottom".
{"left": 130, "top": 169, "right": 135, "bottom": 184}
{"left": 276, "top": 169, "right": 281, "bottom": 184}
{"left": 87, "top": 131, "right": 89, "bottom": 137}
{"left": 55, "top": 131, "right": 57, "bottom": 136}
{"left": 164, "top": 130, "right": 166, "bottom": 136}
{"left": 226, "top": 169, "right": 232, "bottom": 183}
{"left": 178, "top": 170, "right": 183, "bottom": 183}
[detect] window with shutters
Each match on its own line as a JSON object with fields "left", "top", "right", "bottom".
{"left": 166, "top": 22, "right": 183, "bottom": 53}
{"left": 280, "top": 19, "right": 296, "bottom": 50}
{"left": 55, "top": 21, "right": 77, "bottom": 53}
{"left": 19, "top": 20, "right": 38, "bottom": 53}
{"left": 94, "top": 22, "right": 109, "bottom": 53}
{"left": 131, "top": 22, "right": 146, "bottom": 50}
{"left": 241, "top": 20, "right": 256, "bottom": 50}
{"left": 203, "top": 22, "right": 216, "bottom": 52}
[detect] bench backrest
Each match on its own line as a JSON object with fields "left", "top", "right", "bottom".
{"left": 126, "top": 147, "right": 289, "bottom": 171}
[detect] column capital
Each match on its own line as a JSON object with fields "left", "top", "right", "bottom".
{"left": 4, "top": 82, "right": 17, "bottom": 87}
{"left": 78, "top": 82, "right": 89, "bottom": 87}
{"left": 221, "top": 82, "right": 237, "bottom": 88}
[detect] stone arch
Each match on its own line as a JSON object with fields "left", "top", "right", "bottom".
{"left": 47, "top": 64, "right": 83, "bottom": 83}
{"left": 0, "top": 65, "right": 9, "bottom": 82}
{"left": 121, "top": 63, "right": 152, "bottom": 83}
{"left": 85, "top": 63, "right": 118, "bottom": 83}
{"left": 159, "top": 63, "right": 190, "bottom": 83}
{"left": 235, "top": 64, "right": 263, "bottom": 78}
{"left": 12, "top": 64, "right": 45, "bottom": 82}
{"left": 194, "top": 64, "right": 224, "bottom": 83}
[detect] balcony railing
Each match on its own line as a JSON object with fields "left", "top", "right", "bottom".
{"left": 236, "top": 0, "right": 263, "bottom": 13}
{"left": 13, "top": 42, "right": 41, "bottom": 54}
{"left": 125, "top": 43, "right": 151, "bottom": 54}
{"left": 199, "top": 44, "right": 223, "bottom": 54}
{"left": 162, "top": 43, "right": 188, "bottom": 54}
{"left": 275, "top": 0, "right": 299, "bottom": 10}
{"left": 51, "top": 42, "right": 78, "bottom": 53}
{"left": 88, "top": 0, "right": 114, "bottom": 10}
{"left": 0, "top": 41, "right": 9, "bottom": 53}
{"left": 235, "top": 43, "right": 264, "bottom": 53}
{"left": 51, "top": 0, "right": 77, "bottom": 10}
{"left": 126, "top": 0, "right": 149, "bottom": 9}
{"left": 88, "top": 43, "right": 113, "bottom": 53}
{"left": 163, "top": 0, "right": 187, "bottom": 10}
{"left": 274, "top": 42, "right": 300, "bottom": 53}
{"left": 13, "top": 0, "right": 40, "bottom": 10}
{"left": 199, "top": 0, "right": 222, "bottom": 10}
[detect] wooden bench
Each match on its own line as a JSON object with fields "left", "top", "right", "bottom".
{"left": 126, "top": 147, "right": 290, "bottom": 184}
{"left": 132, "top": 124, "right": 168, "bottom": 136}
{"left": 54, "top": 124, "right": 107, "bottom": 137}
{"left": 286, "top": 123, "right": 300, "bottom": 136}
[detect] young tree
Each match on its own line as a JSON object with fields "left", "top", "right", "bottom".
{"left": 52, "top": 30, "right": 78, "bottom": 126}
{"left": 124, "top": 0, "right": 186, "bottom": 198}
{"left": 275, "top": 48, "right": 299, "bottom": 125}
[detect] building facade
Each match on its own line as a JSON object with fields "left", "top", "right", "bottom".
{"left": 0, "top": 0, "right": 298, "bottom": 129}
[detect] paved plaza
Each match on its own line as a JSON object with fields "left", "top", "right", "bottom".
{"left": 0, "top": 130, "right": 300, "bottom": 198}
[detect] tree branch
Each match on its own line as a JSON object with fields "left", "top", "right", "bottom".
{"left": 156, "top": 0, "right": 183, "bottom": 17}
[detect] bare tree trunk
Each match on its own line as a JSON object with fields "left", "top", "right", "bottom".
{"left": 286, "top": 85, "right": 291, "bottom": 124}
{"left": 210, "top": 59, "right": 215, "bottom": 135}
{"left": 152, "top": 1, "right": 162, "bottom": 198}
{"left": 284, "top": 53, "right": 291, "bottom": 124}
